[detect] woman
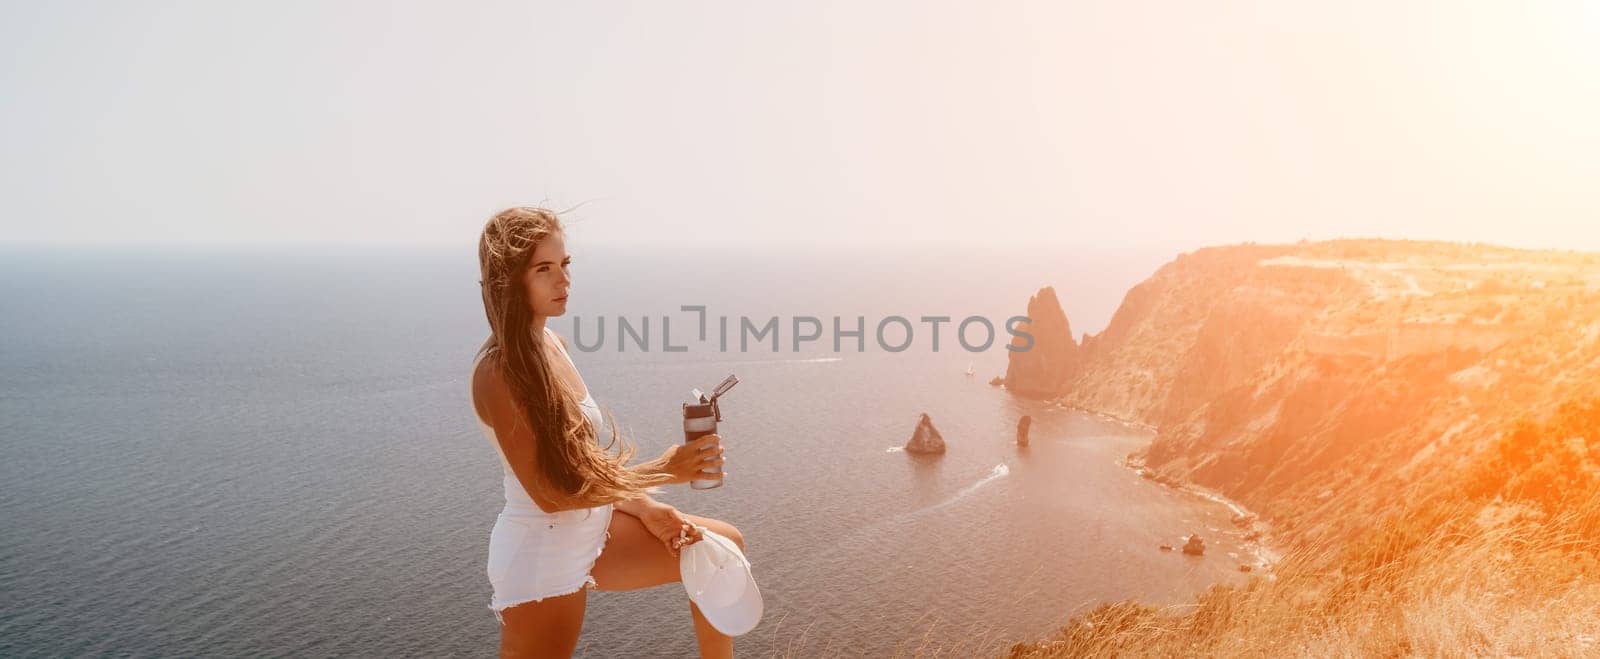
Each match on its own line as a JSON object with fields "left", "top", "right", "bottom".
{"left": 471, "top": 207, "right": 745, "bottom": 658}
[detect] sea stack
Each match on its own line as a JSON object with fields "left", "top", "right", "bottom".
{"left": 904, "top": 413, "right": 947, "bottom": 455}
{"left": 1016, "top": 415, "right": 1033, "bottom": 446}
{"left": 1182, "top": 534, "right": 1206, "bottom": 556}
{"left": 1003, "top": 286, "right": 1082, "bottom": 398}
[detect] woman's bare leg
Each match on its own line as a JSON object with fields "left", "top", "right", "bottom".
{"left": 682, "top": 513, "right": 744, "bottom": 659}
{"left": 592, "top": 510, "right": 745, "bottom": 659}
{"left": 681, "top": 512, "right": 746, "bottom": 554}
{"left": 495, "top": 588, "right": 587, "bottom": 658}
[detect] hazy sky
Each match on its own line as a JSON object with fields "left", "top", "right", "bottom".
{"left": 3, "top": 1, "right": 1597, "bottom": 249}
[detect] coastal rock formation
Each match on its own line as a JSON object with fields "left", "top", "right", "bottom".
{"left": 1016, "top": 415, "right": 1032, "bottom": 446}
{"left": 988, "top": 376, "right": 1005, "bottom": 386}
{"left": 1001, "top": 240, "right": 1600, "bottom": 654}
{"left": 1002, "top": 238, "right": 1600, "bottom": 547}
{"left": 1002, "top": 286, "right": 1080, "bottom": 398}
{"left": 1063, "top": 244, "right": 1348, "bottom": 426}
{"left": 1182, "top": 534, "right": 1205, "bottom": 556}
{"left": 904, "top": 413, "right": 946, "bottom": 455}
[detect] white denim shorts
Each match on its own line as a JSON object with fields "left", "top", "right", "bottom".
{"left": 487, "top": 502, "right": 615, "bottom": 625}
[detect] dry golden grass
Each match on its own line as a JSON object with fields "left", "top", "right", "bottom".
{"left": 993, "top": 496, "right": 1600, "bottom": 659}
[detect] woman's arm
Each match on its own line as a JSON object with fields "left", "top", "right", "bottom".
{"left": 615, "top": 492, "right": 707, "bottom": 557}
{"left": 636, "top": 435, "right": 726, "bottom": 490}
{"left": 628, "top": 453, "right": 671, "bottom": 482}
{"left": 473, "top": 356, "right": 583, "bottom": 514}
{"left": 613, "top": 491, "right": 661, "bottom": 517}
{"left": 474, "top": 354, "right": 723, "bottom": 514}
{"left": 616, "top": 436, "right": 730, "bottom": 517}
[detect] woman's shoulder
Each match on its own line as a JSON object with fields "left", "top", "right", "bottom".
{"left": 471, "top": 348, "right": 511, "bottom": 417}
{"left": 544, "top": 325, "right": 569, "bottom": 350}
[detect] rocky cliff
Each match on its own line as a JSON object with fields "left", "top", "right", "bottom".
{"left": 1008, "top": 239, "right": 1600, "bottom": 545}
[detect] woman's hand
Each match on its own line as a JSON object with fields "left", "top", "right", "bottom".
{"left": 655, "top": 434, "right": 726, "bottom": 486}
{"left": 636, "top": 502, "right": 705, "bottom": 558}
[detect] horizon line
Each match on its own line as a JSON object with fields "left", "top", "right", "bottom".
{"left": 2, "top": 235, "right": 1597, "bottom": 255}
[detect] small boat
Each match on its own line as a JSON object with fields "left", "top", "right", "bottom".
{"left": 964, "top": 362, "right": 975, "bottom": 377}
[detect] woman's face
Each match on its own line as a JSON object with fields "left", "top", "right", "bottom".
{"left": 522, "top": 231, "right": 572, "bottom": 318}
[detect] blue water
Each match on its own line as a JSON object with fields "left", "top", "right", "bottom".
{"left": 0, "top": 243, "right": 1259, "bottom": 657}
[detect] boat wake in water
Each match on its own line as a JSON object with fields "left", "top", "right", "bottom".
{"left": 839, "top": 462, "right": 1015, "bottom": 547}
{"left": 906, "top": 462, "right": 1012, "bottom": 517}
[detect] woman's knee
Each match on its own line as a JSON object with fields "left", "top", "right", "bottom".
{"left": 721, "top": 522, "right": 745, "bottom": 553}
{"left": 686, "top": 514, "right": 745, "bottom": 553}
{"left": 592, "top": 510, "right": 682, "bottom": 591}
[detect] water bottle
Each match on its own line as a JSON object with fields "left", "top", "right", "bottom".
{"left": 683, "top": 374, "right": 739, "bottom": 490}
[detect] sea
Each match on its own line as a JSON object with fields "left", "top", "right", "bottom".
{"left": 0, "top": 240, "right": 1266, "bottom": 657}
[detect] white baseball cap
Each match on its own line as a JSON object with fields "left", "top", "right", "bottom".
{"left": 679, "top": 527, "right": 763, "bottom": 636}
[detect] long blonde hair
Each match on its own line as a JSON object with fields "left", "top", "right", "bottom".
{"left": 476, "top": 207, "right": 673, "bottom": 508}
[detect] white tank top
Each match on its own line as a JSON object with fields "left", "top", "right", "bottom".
{"left": 473, "top": 326, "right": 604, "bottom": 514}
